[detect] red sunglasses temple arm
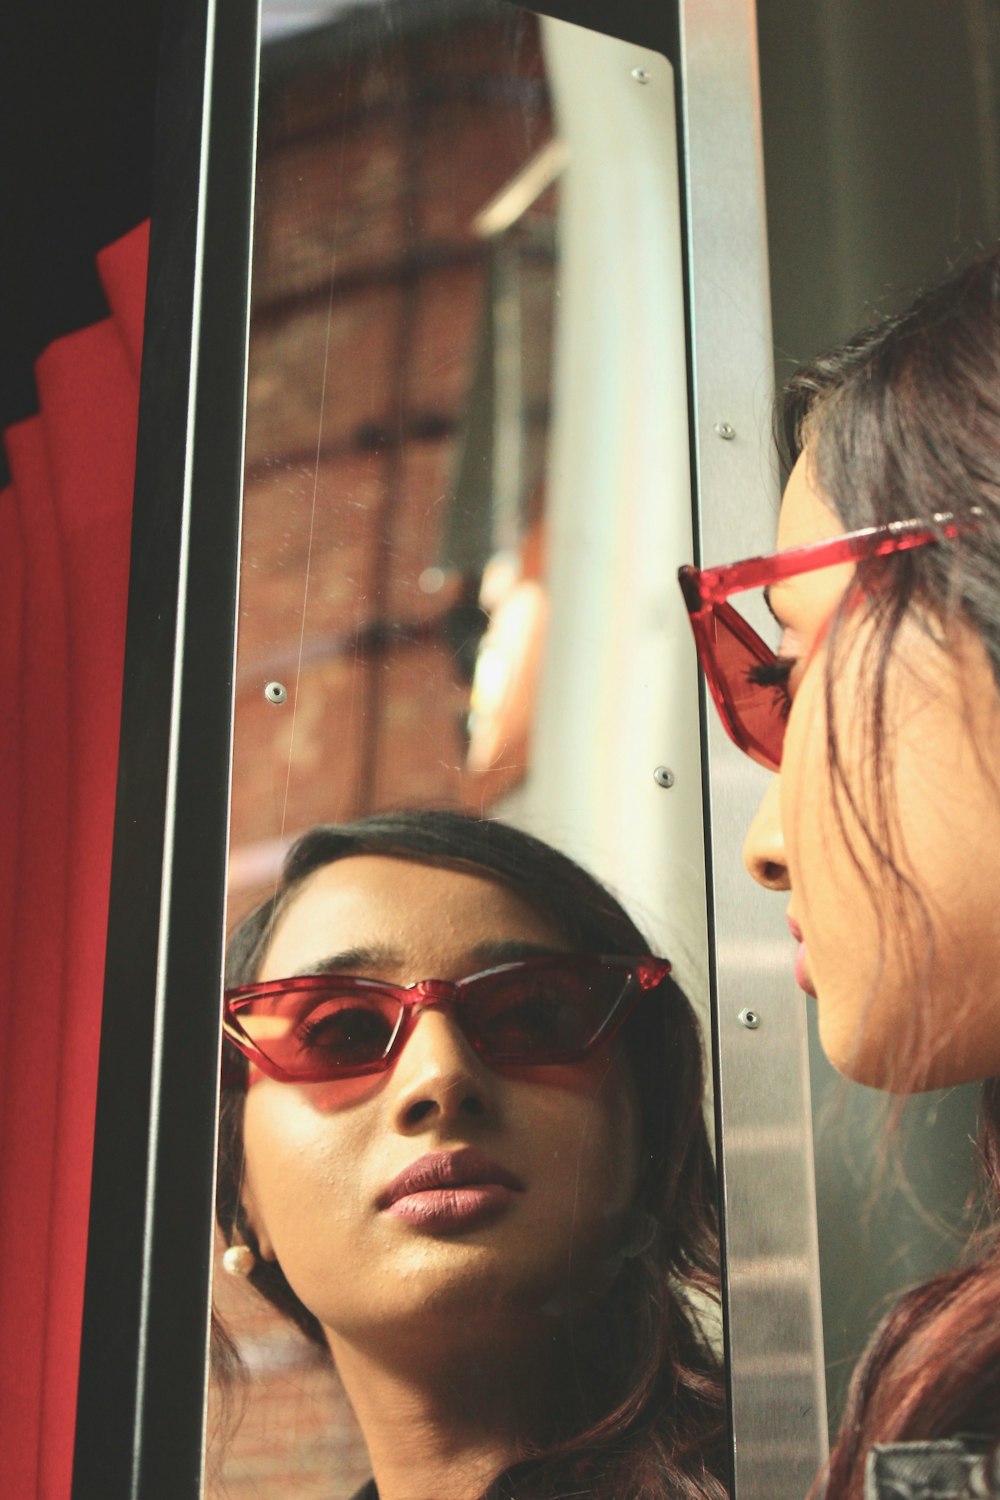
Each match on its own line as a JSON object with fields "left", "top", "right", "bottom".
{"left": 680, "top": 512, "right": 976, "bottom": 611}
{"left": 221, "top": 1011, "right": 274, "bottom": 1076}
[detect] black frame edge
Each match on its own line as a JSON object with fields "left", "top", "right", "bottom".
{"left": 509, "top": 0, "right": 677, "bottom": 60}
{"left": 71, "top": 0, "right": 258, "bottom": 1493}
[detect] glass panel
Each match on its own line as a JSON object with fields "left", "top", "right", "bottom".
{"left": 209, "top": 2, "right": 724, "bottom": 1497}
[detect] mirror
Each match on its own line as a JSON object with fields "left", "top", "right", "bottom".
{"left": 209, "top": 2, "right": 721, "bottom": 1496}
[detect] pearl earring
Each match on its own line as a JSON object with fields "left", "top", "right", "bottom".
{"left": 222, "top": 1243, "right": 256, "bottom": 1277}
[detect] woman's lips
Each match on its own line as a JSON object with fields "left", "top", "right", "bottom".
{"left": 787, "top": 914, "right": 817, "bottom": 997}
{"left": 377, "top": 1147, "right": 525, "bottom": 1232}
{"left": 793, "top": 943, "right": 816, "bottom": 997}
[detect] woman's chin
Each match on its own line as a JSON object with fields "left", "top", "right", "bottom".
{"left": 818, "top": 986, "right": 994, "bottom": 1093}
{"left": 817, "top": 998, "right": 901, "bottom": 1092}
{"left": 320, "top": 1269, "right": 574, "bottom": 1364}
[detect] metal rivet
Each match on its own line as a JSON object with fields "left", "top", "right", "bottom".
{"left": 715, "top": 422, "right": 736, "bottom": 441}
{"left": 631, "top": 67, "right": 651, "bottom": 84}
{"left": 738, "top": 1008, "right": 760, "bottom": 1030}
{"left": 653, "top": 766, "right": 675, "bottom": 789}
{"left": 264, "top": 681, "right": 288, "bottom": 705}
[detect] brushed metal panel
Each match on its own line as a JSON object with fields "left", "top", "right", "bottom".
{"left": 678, "top": 3, "right": 828, "bottom": 1495}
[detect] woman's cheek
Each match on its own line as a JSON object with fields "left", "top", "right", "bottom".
{"left": 780, "top": 661, "right": 833, "bottom": 907}
{"left": 242, "top": 1088, "right": 361, "bottom": 1260}
{"left": 779, "top": 647, "right": 882, "bottom": 1031}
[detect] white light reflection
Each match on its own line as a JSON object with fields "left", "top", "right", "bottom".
{"left": 261, "top": 0, "right": 381, "bottom": 44}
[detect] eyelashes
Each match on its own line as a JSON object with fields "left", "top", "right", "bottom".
{"left": 747, "top": 656, "right": 796, "bottom": 719}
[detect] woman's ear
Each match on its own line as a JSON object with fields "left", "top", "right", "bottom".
{"left": 240, "top": 1180, "right": 277, "bottom": 1263}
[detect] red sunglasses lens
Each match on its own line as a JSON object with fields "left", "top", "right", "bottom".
{"left": 238, "top": 990, "right": 401, "bottom": 1077}
{"left": 708, "top": 604, "right": 785, "bottom": 770}
{"left": 463, "top": 966, "right": 634, "bottom": 1063}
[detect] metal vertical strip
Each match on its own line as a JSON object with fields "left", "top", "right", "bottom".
{"left": 677, "top": 3, "right": 829, "bottom": 1496}
{"left": 72, "top": 0, "right": 259, "bottom": 1494}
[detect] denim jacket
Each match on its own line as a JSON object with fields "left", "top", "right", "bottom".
{"left": 865, "top": 1439, "right": 999, "bottom": 1500}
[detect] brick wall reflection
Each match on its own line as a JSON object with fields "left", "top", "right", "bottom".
{"left": 213, "top": 9, "right": 552, "bottom": 1497}
{"left": 229, "top": 10, "right": 552, "bottom": 929}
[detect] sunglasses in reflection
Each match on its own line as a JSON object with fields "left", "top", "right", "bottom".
{"left": 223, "top": 954, "right": 671, "bottom": 1084}
{"left": 678, "top": 511, "right": 979, "bottom": 772}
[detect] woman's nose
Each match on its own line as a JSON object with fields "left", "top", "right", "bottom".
{"left": 743, "top": 776, "right": 790, "bottom": 890}
{"left": 389, "top": 1009, "right": 497, "bottom": 1134}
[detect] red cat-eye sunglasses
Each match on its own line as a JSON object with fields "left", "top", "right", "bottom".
{"left": 678, "top": 512, "right": 978, "bottom": 772}
{"left": 223, "top": 954, "right": 672, "bottom": 1084}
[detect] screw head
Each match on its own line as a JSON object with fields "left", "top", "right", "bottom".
{"left": 264, "top": 681, "right": 288, "bottom": 706}
{"left": 653, "top": 766, "right": 675, "bottom": 789}
{"left": 715, "top": 422, "right": 736, "bottom": 441}
{"left": 631, "top": 67, "right": 651, "bottom": 84}
{"left": 738, "top": 1008, "right": 761, "bottom": 1030}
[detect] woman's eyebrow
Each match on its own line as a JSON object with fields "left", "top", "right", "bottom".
{"left": 468, "top": 939, "right": 570, "bottom": 967}
{"left": 291, "top": 939, "right": 568, "bottom": 980}
{"left": 292, "top": 944, "right": 400, "bottom": 978}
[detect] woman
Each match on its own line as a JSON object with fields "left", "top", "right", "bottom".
{"left": 216, "top": 809, "right": 727, "bottom": 1500}
{"left": 679, "top": 249, "right": 1000, "bottom": 1498}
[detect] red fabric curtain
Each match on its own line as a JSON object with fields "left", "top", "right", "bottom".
{"left": 0, "top": 220, "right": 148, "bottom": 1499}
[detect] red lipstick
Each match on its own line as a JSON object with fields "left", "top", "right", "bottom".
{"left": 787, "top": 914, "right": 816, "bottom": 997}
{"left": 377, "top": 1147, "right": 524, "bottom": 1232}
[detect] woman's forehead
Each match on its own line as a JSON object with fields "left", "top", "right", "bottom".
{"left": 776, "top": 449, "right": 845, "bottom": 552}
{"left": 260, "top": 854, "right": 568, "bottom": 982}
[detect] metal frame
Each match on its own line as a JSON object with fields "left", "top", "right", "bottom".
{"left": 75, "top": 0, "right": 828, "bottom": 1494}
{"left": 676, "top": 3, "right": 828, "bottom": 1495}
{"left": 72, "top": 0, "right": 259, "bottom": 1494}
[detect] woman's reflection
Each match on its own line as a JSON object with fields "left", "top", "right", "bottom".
{"left": 215, "top": 810, "right": 726, "bottom": 1499}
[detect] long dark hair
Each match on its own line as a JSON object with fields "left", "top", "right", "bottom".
{"left": 216, "top": 809, "right": 728, "bottom": 1500}
{"left": 781, "top": 248, "right": 1000, "bottom": 1499}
